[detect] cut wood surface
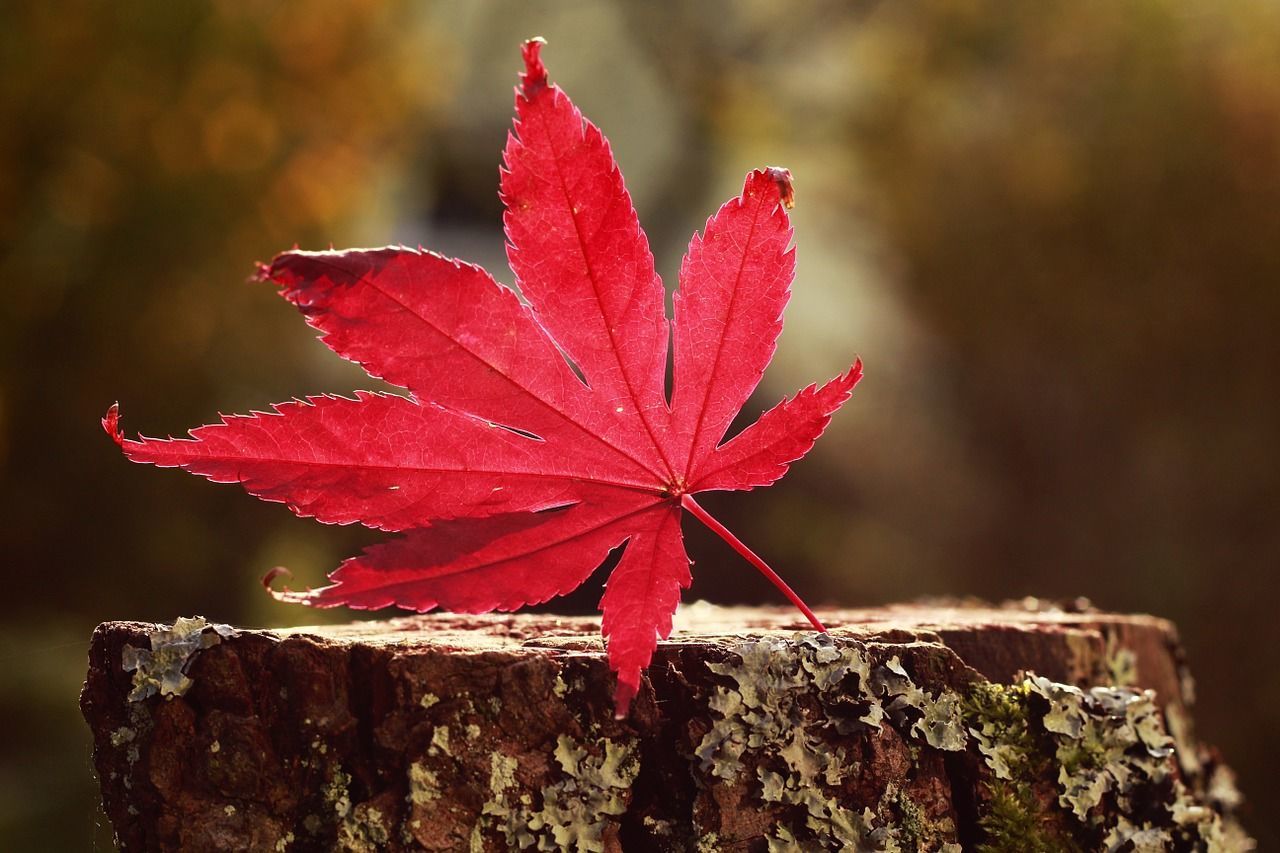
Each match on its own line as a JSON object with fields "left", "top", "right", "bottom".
{"left": 81, "top": 602, "right": 1253, "bottom": 851}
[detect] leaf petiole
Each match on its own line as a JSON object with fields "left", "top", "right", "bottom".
{"left": 680, "top": 494, "right": 827, "bottom": 632}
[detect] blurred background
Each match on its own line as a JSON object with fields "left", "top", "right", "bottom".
{"left": 1, "top": 0, "right": 1276, "bottom": 847}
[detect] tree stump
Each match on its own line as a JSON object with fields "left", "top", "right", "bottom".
{"left": 80, "top": 602, "right": 1253, "bottom": 851}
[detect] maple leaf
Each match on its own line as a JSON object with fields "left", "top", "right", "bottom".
{"left": 104, "top": 39, "right": 862, "bottom": 717}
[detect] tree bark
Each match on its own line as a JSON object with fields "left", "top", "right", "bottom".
{"left": 81, "top": 602, "right": 1253, "bottom": 852}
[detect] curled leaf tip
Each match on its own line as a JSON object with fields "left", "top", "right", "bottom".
{"left": 521, "top": 37, "right": 549, "bottom": 97}
{"left": 765, "top": 166, "right": 795, "bottom": 209}
{"left": 102, "top": 402, "right": 123, "bottom": 446}
{"left": 262, "top": 566, "right": 297, "bottom": 600}
{"left": 262, "top": 569, "right": 333, "bottom": 606}
{"left": 251, "top": 260, "right": 273, "bottom": 283}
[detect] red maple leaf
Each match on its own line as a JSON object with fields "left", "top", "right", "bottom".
{"left": 104, "top": 39, "right": 861, "bottom": 717}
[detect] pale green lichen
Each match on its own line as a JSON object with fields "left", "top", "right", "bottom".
{"left": 324, "top": 767, "right": 353, "bottom": 820}
{"left": 871, "top": 656, "right": 927, "bottom": 719}
{"left": 1163, "top": 699, "right": 1254, "bottom": 849}
{"left": 525, "top": 739, "right": 637, "bottom": 851}
{"left": 482, "top": 736, "right": 638, "bottom": 852}
{"left": 553, "top": 736, "right": 589, "bottom": 778}
{"left": 318, "top": 764, "right": 394, "bottom": 852}
{"left": 1027, "top": 678, "right": 1175, "bottom": 824}
{"left": 870, "top": 655, "right": 968, "bottom": 753}
{"left": 910, "top": 686, "right": 967, "bottom": 752}
{"left": 757, "top": 759, "right": 878, "bottom": 850}
{"left": 1169, "top": 776, "right": 1256, "bottom": 853}
{"left": 429, "top": 724, "right": 451, "bottom": 756}
{"left": 1063, "top": 630, "right": 1097, "bottom": 683}
{"left": 1206, "top": 765, "right": 1244, "bottom": 812}
{"left": 486, "top": 751, "right": 519, "bottom": 800}
{"left": 873, "top": 783, "right": 961, "bottom": 852}
{"left": 963, "top": 674, "right": 1254, "bottom": 852}
{"left": 699, "top": 634, "right": 967, "bottom": 850}
{"left": 109, "top": 726, "right": 136, "bottom": 748}
{"left": 336, "top": 803, "right": 390, "bottom": 852}
{"left": 1103, "top": 633, "right": 1139, "bottom": 688}
{"left": 121, "top": 616, "right": 236, "bottom": 701}
{"left": 1026, "top": 675, "right": 1087, "bottom": 739}
{"left": 408, "top": 762, "right": 440, "bottom": 805}
{"left": 1164, "top": 702, "right": 1202, "bottom": 778}
{"left": 696, "top": 635, "right": 884, "bottom": 782}
{"left": 765, "top": 824, "right": 798, "bottom": 852}
{"left": 642, "top": 815, "right": 674, "bottom": 837}
{"left": 1103, "top": 816, "right": 1172, "bottom": 851}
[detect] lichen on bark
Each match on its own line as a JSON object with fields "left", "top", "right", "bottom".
{"left": 81, "top": 607, "right": 1256, "bottom": 852}
{"left": 963, "top": 674, "right": 1253, "bottom": 852}
{"left": 120, "top": 616, "right": 236, "bottom": 701}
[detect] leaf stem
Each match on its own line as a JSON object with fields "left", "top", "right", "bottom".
{"left": 680, "top": 494, "right": 826, "bottom": 632}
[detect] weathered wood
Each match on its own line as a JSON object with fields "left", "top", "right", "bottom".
{"left": 81, "top": 602, "right": 1253, "bottom": 851}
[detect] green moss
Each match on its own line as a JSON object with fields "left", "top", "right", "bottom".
{"left": 977, "top": 781, "right": 1066, "bottom": 853}
{"left": 963, "top": 682, "right": 1081, "bottom": 853}
{"left": 964, "top": 682, "right": 1041, "bottom": 775}
{"left": 963, "top": 674, "right": 1254, "bottom": 852}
